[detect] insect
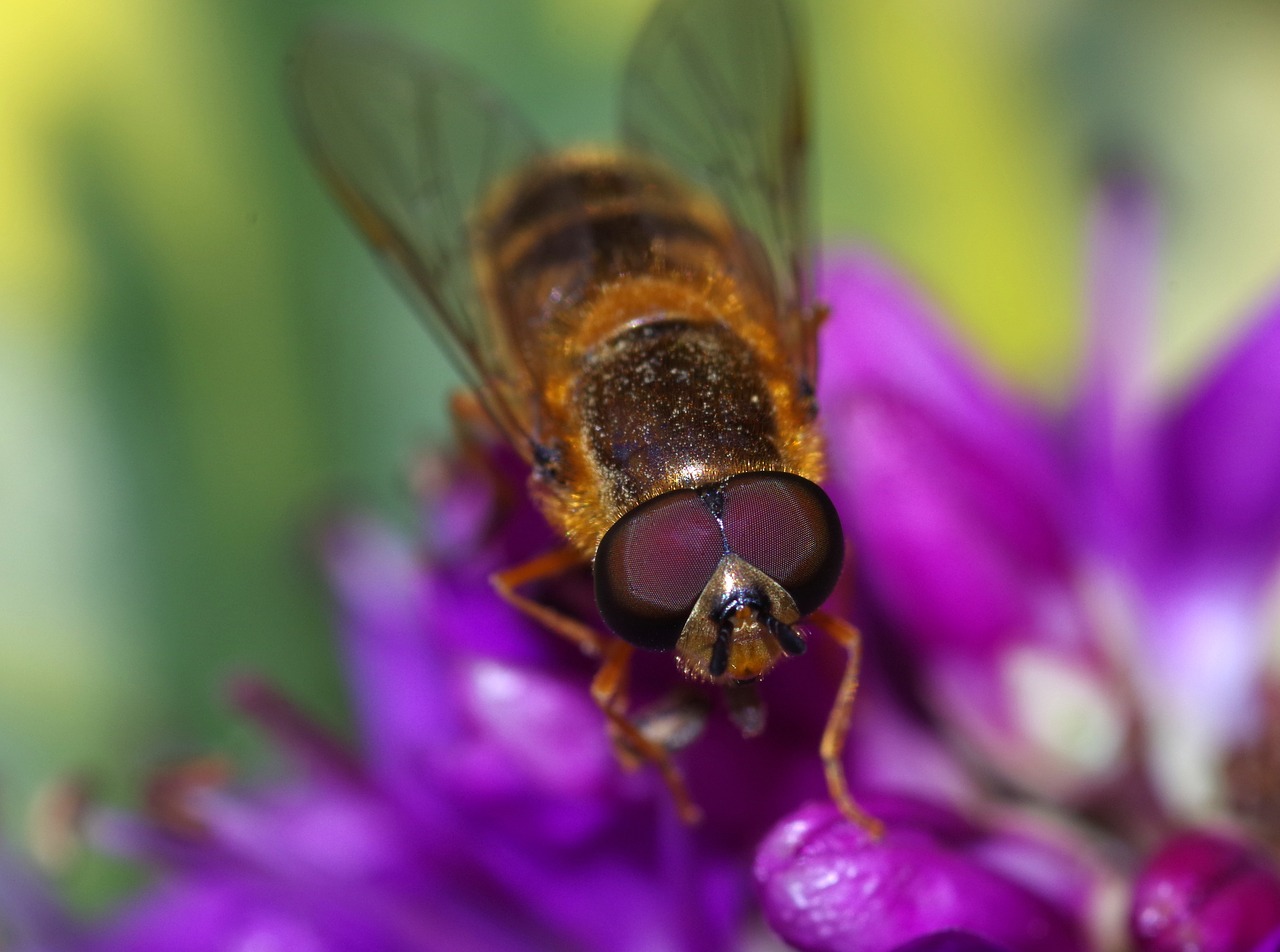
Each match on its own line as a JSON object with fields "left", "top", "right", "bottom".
{"left": 292, "top": 0, "right": 880, "bottom": 835}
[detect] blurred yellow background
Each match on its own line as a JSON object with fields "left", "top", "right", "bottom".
{"left": 4, "top": 0, "right": 1280, "bottom": 905}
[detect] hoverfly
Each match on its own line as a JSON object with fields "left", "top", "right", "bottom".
{"left": 293, "top": 0, "right": 880, "bottom": 834}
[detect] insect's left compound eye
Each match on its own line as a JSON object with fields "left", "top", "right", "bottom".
{"left": 593, "top": 489, "right": 724, "bottom": 650}
{"left": 720, "top": 472, "right": 844, "bottom": 615}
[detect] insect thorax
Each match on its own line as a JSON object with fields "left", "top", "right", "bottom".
{"left": 576, "top": 318, "right": 783, "bottom": 511}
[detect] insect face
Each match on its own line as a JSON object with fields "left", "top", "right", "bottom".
{"left": 593, "top": 471, "right": 843, "bottom": 681}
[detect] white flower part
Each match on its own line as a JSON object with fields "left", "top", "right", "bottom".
{"left": 1003, "top": 647, "right": 1126, "bottom": 780}
{"left": 1141, "top": 580, "right": 1262, "bottom": 815}
{"left": 1263, "top": 559, "right": 1280, "bottom": 676}
{"left": 1145, "top": 713, "right": 1219, "bottom": 817}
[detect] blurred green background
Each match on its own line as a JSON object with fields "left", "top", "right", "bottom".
{"left": 4, "top": 0, "right": 1280, "bottom": 907}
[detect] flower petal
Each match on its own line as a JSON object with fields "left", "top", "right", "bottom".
{"left": 1073, "top": 171, "right": 1162, "bottom": 563}
{"left": 893, "top": 932, "right": 1015, "bottom": 952}
{"left": 1081, "top": 169, "right": 1161, "bottom": 432}
{"left": 1130, "top": 290, "right": 1280, "bottom": 812}
{"left": 92, "top": 875, "right": 535, "bottom": 952}
{"left": 755, "top": 800, "right": 1087, "bottom": 952}
{"left": 1156, "top": 288, "right": 1280, "bottom": 567}
{"left": 322, "top": 513, "right": 616, "bottom": 825}
{"left": 1251, "top": 924, "right": 1280, "bottom": 952}
{"left": 1130, "top": 831, "right": 1280, "bottom": 952}
{"left": 817, "top": 252, "right": 1124, "bottom": 796}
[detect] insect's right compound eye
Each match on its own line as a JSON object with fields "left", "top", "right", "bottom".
{"left": 593, "top": 489, "right": 724, "bottom": 650}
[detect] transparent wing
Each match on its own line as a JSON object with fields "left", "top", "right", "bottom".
{"left": 619, "top": 0, "right": 818, "bottom": 385}
{"left": 291, "top": 22, "right": 548, "bottom": 455}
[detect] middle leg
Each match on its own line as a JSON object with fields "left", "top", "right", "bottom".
{"left": 591, "top": 641, "right": 702, "bottom": 825}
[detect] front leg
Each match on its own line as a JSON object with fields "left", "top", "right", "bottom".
{"left": 490, "top": 547, "right": 703, "bottom": 823}
{"left": 490, "top": 546, "right": 604, "bottom": 658}
{"left": 808, "top": 609, "right": 885, "bottom": 839}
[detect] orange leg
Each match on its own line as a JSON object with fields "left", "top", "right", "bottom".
{"left": 809, "top": 609, "right": 885, "bottom": 839}
{"left": 592, "top": 641, "right": 702, "bottom": 825}
{"left": 490, "top": 547, "right": 603, "bottom": 658}
{"left": 809, "top": 302, "right": 832, "bottom": 330}
{"left": 490, "top": 548, "right": 701, "bottom": 824}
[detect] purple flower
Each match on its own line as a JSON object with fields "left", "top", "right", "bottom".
{"left": 6, "top": 176, "right": 1280, "bottom": 952}
{"left": 755, "top": 799, "right": 1093, "bottom": 952}
{"left": 757, "top": 174, "right": 1280, "bottom": 949}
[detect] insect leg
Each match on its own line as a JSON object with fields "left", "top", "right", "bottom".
{"left": 492, "top": 549, "right": 707, "bottom": 761}
{"left": 809, "top": 302, "right": 832, "bottom": 330}
{"left": 493, "top": 549, "right": 702, "bottom": 818}
{"left": 490, "top": 547, "right": 604, "bottom": 657}
{"left": 808, "top": 609, "right": 885, "bottom": 839}
{"left": 591, "top": 640, "right": 703, "bottom": 825}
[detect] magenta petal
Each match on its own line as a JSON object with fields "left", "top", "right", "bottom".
{"left": 831, "top": 390, "right": 1073, "bottom": 655}
{"left": 1081, "top": 170, "right": 1161, "bottom": 424}
{"left": 1156, "top": 288, "right": 1280, "bottom": 566}
{"left": 191, "top": 786, "right": 422, "bottom": 888}
{"left": 966, "top": 813, "right": 1110, "bottom": 926}
{"left": 92, "top": 874, "right": 544, "bottom": 952}
{"left": 92, "top": 879, "right": 422, "bottom": 952}
{"left": 816, "top": 253, "right": 1121, "bottom": 796}
{"left": 321, "top": 516, "right": 462, "bottom": 826}
{"left": 1129, "top": 289, "right": 1280, "bottom": 799}
{"left": 323, "top": 515, "right": 629, "bottom": 845}
{"left": 755, "top": 801, "right": 1086, "bottom": 952}
{"left": 843, "top": 680, "right": 978, "bottom": 810}
{"left": 1131, "top": 831, "right": 1280, "bottom": 952}
{"left": 817, "top": 252, "right": 1080, "bottom": 657}
{"left": 1073, "top": 172, "right": 1162, "bottom": 560}
{"left": 894, "top": 933, "right": 1014, "bottom": 952}
{"left": 1253, "top": 925, "right": 1280, "bottom": 952}
{"left": 323, "top": 516, "right": 457, "bottom": 759}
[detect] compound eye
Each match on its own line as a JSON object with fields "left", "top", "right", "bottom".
{"left": 721, "top": 472, "right": 844, "bottom": 615}
{"left": 593, "top": 489, "right": 724, "bottom": 650}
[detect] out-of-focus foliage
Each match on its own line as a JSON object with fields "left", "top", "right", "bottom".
{"left": 2, "top": 0, "right": 1280, "bottom": 907}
